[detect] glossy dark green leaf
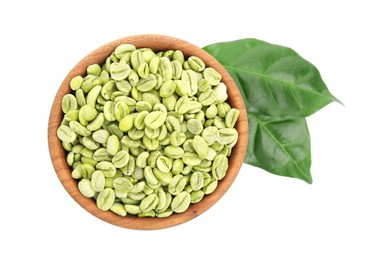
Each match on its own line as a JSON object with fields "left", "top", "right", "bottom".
{"left": 245, "top": 114, "right": 312, "bottom": 183}
{"left": 203, "top": 38, "right": 340, "bottom": 118}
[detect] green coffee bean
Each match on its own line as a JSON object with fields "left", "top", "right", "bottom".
{"left": 103, "top": 101, "right": 116, "bottom": 121}
{"left": 80, "top": 148, "right": 94, "bottom": 159}
{"left": 162, "top": 96, "right": 176, "bottom": 111}
{"left": 130, "top": 181, "right": 145, "bottom": 193}
{"left": 205, "top": 147, "right": 217, "bottom": 161}
{"left": 175, "top": 79, "right": 190, "bottom": 97}
{"left": 213, "top": 116, "right": 226, "bottom": 129}
{"left": 171, "top": 191, "right": 191, "bottom": 213}
{"left": 182, "top": 152, "right": 201, "bottom": 166}
{"left": 115, "top": 44, "right": 136, "bottom": 59}
{"left": 168, "top": 175, "right": 187, "bottom": 195}
{"left": 78, "top": 179, "right": 95, "bottom": 198}
{"left": 136, "top": 74, "right": 157, "bottom": 92}
{"left": 70, "top": 75, "right": 84, "bottom": 91}
{"left": 91, "top": 170, "right": 105, "bottom": 192}
{"left": 166, "top": 116, "right": 181, "bottom": 133}
{"left": 187, "top": 101, "right": 202, "bottom": 114}
{"left": 188, "top": 56, "right": 205, "bottom": 72}
{"left": 203, "top": 179, "right": 218, "bottom": 195}
{"left": 87, "top": 112, "right": 104, "bottom": 131}
{"left": 131, "top": 50, "right": 146, "bottom": 71}
{"left": 123, "top": 156, "right": 135, "bottom": 176}
{"left": 159, "top": 80, "right": 176, "bottom": 97}
{"left": 198, "top": 78, "right": 210, "bottom": 92}
{"left": 96, "top": 161, "right": 116, "bottom": 177}
{"left": 115, "top": 101, "right": 130, "bottom": 122}
{"left": 144, "top": 111, "right": 166, "bottom": 129}
{"left": 172, "top": 159, "right": 184, "bottom": 175}
{"left": 212, "top": 154, "right": 228, "bottom": 180}
{"left": 144, "top": 183, "right": 156, "bottom": 195}
{"left": 138, "top": 63, "right": 149, "bottom": 78}
{"left": 79, "top": 105, "right": 98, "bottom": 123}
{"left": 214, "top": 83, "right": 228, "bottom": 103}
{"left": 186, "top": 70, "right": 198, "bottom": 96}
{"left": 124, "top": 204, "right": 142, "bottom": 214}
{"left": 93, "top": 148, "right": 112, "bottom": 161}
{"left": 190, "top": 190, "right": 204, "bottom": 203}
{"left": 144, "top": 166, "right": 159, "bottom": 186}
{"left": 116, "top": 80, "right": 132, "bottom": 94}
{"left": 97, "top": 188, "right": 115, "bottom": 211}
{"left": 134, "top": 110, "right": 149, "bottom": 129}
{"left": 87, "top": 64, "right": 101, "bottom": 76}
{"left": 172, "top": 60, "right": 183, "bottom": 80}
{"left": 198, "top": 89, "right": 216, "bottom": 106}
{"left": 119, "top": 115, "right": 134, "bottom": 132}
{"left": 111, "top": 91, "right": 126, "bottom": 102}
{"left": 203, "top": 67, "right": 222, "bottom": 86}
{"left": 106, "top": 135, "right": 120, "bottom": 156}
{"left": 153, "top": 168, "right": 172, "bottom": 184}
{"left": 128, "top": 128, "right": 144, "bottom": 140}
{"left": 67, "top": 152, "right": 74, "bottom": 166}
{"left": 112, "top": 150, "right": 130, "bottom": 168}
{"left": 225, "top": 108, "right": 240, "bottom": 128}
{"left": 57, "top": 125, "right": 77, "bottom": 143}
{"left": 113, "top": 177, "right": 133, "bottom": 198}
{"left": 65, "top": 110, "right": 79, "bottom": 122}
{"left": 186, "top": 119, "right": 203, "bottom": 135}
{"left": 110, "top": 61, "right": 131, "bottom": 80}
{"left": 142, "top": 135, "right": 160, "bottom": 151}
{"left": 92, "top": 129, "right": 109, "bottom": 143}
{"left": 149, "top": 56, "right": 159, "bottom": 74}
{"left": 136, "top": 101, "right": 152, "bottom": 112}
{"left": 192, "top": 136, "right": 208, "bottom": 160}
{"left": 82, "top": 136, "right": 99, "bottom": 150}
{"left": 157, "top": 124, "right": 168, "bottom": 141}
{"left": 62, "top": 94, "right": 77, "bottom": 113}
{"left": 75, "top": 88, "right": 86, "bottom": 107}
{"left": 62, "top": 141, "right": 72, "bottom": 152}
{"left": 140, "top": 194, "right": 159, "bottom": 213}
{"left": 128, "top": 191, "right": 146, "bottom": 200}
{"left": 72, "top": 144, "right": 83, "bottom": 154}
{"left": 127, "top": 70, "right": 139, "bottom": 87}
{"left": 159, "top": 57, "right": 173, "bottom": 81}
{"left": 82, "top": 75, "right": 101, "bottom": 93}
{"left": 100, "top": 70, "right": 110, "bottom": 84}
{"left": 110, "top": 203, "right": 127, "bottom": 216}
{"left": 106, "top": 123, "right": 124, "bottom": 139}
{"left": 69, "top": 121, "right": 91, "bottom": 137}
{"left": 169, "top": 131, "right": 186, "bottom": 147}
{"left": 218, "top": 128, "right": 238, "bottom": 145}
{"left": 164, "top": 146, "right": 184, "bottom": 159}
{"left": 136, "top": 151, "right": 149, "bottom": 168}
{"left": 156, "top": 156, "right": 172, "bottom": 173}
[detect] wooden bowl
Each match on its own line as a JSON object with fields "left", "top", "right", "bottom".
{"left": 48, "top": 34, "right": 248, "bottom": 230}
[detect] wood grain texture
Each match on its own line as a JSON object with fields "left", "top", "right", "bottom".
{"left": 48, "top": 34, "right": 248, "bottom": 230}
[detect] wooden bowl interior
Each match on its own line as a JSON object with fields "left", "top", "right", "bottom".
{"left": 48, "top": 34, "right": 248, "bottom": 230}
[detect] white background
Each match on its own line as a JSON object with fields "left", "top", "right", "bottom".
{"left": 1, "top": 0, "right": 379, "bottom": 259}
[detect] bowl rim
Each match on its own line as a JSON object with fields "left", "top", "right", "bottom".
{"left": 48, "top": 34, "right": 248, "bottom": 230}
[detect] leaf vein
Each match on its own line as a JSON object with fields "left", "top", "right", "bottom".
{"left": 223, "top": 65, "right": 332, "bottom": 100}
{"left": 253, "top": 115, "right": 305, "bottom": 177}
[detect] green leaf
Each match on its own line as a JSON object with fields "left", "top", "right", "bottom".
{"left": 203, "top": 38, "right": 341, "bottom": 183}
{"left": 245, "top": 114, "right": 312, "bottom": 183}
{"left": 203, "top": 38, "right": 340, "bottom": 118}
